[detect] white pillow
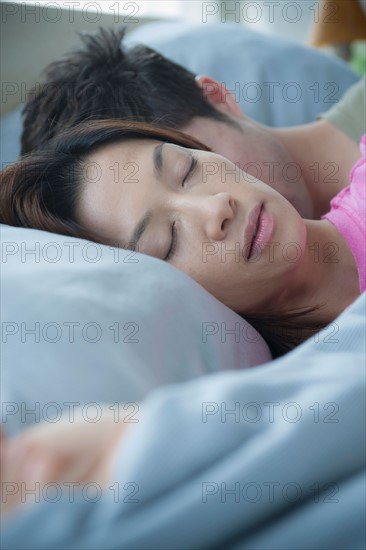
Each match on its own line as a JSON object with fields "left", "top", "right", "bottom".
{"left": 1, "top": 224, "right": 271, "bottom": 435}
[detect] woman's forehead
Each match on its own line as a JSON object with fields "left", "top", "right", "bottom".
{"left": 89, "top": 138, "right": 160, "bottom": 163}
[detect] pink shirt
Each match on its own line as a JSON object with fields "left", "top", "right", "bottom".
{"left": 321, "top": 135, "right": 366, "bottom": 293}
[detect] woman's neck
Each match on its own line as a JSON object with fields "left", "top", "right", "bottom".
{"left": 278, "top": 218, "right": 360, "bottom": 324}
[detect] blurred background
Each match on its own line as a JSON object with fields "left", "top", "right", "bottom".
{"left": 1, "top": 0, "right": 366, "bottom": 116}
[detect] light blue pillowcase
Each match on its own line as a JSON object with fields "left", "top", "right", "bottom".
{"left": 1, "top": 224, "right": 271, "bottom": 436}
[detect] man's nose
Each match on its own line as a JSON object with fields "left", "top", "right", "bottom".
{"left": 186, "top": 192, "right": 235, "bottom": 242}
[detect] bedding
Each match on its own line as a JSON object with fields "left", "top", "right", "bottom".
{"left": 2, "top": 291, "right": 365, "bottom": 549}
{"left": 0, "top": 223, "right": 270, "bottom": 437}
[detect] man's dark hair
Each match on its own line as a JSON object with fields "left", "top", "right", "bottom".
{"left": 21, "top": 27, "right": 232, "bottom": 155}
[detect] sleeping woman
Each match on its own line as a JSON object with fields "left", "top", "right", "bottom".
{"left": 0, "top": 119, "right": 365, "bottom": 527}
{"left": 0, "top": 119, "right": 365, "bottom": 358}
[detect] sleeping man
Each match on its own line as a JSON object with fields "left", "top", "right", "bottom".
{"left": 20, "top": 27, "right": 365, "bottom": 222}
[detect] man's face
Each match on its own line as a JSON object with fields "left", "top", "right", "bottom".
{"left": 180, "top": 115, "right": 305, "bottom": 204}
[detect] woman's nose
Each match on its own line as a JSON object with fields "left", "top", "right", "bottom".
{"left": 191, "top": 192, "right": 235, "bottom": 242}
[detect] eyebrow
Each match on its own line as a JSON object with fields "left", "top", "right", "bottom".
{"left": 153, "top": 142, "right": 164, "bottom": 177}
{"left": 128, "top": 143, "right": 164, "bottom": 252}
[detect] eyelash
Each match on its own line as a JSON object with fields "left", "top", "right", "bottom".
{"left": 164, "top": 154, "right": 197, "bottom": 261}
{"left": 165, "top": 222, "right": 178, "bottom": 261}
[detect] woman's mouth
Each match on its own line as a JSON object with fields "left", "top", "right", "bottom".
{"left": 245, "top": 203, "right": 275, "bottom": 261}
{"left": 247, "top": 204, "right": 263, "bottom": 260}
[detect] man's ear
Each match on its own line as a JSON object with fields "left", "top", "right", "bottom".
{"left": 195, "top": 75, "right": 245, "bottom": 120}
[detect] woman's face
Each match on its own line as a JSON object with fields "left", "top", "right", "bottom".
{"left": 77, "top": 139, "right": 306, "bottom": 314}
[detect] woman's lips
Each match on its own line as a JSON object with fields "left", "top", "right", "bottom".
{"left": 246, "top": 203, "right": 275, "bottom": 261}
{"left": 244, "top": 203, "right": 262, "bottom": 261}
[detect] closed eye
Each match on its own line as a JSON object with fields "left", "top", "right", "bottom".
{"left": 165, "top": 153, "right": 198, "bottom": 261}
{"left": 164, "top": 222, "right": 178, "bottom": 261}
{"left": 182, "top": 153, "right": 198, "bottom": 186}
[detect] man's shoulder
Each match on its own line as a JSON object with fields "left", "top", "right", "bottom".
{"left": 317, "top": 77, "right": 366, "bottom": 144}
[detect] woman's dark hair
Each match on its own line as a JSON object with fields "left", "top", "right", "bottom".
{"left": 2, "top": 119, "right": 210, "bottom": 244}
{"left": 1, "top": 119, "right": 326, "bottom": 358}
{"left": 244, "top": 309, "right": 324, "bottom": 358}
{"left": 21, "top": 26, "right": 233, "bottom": 155}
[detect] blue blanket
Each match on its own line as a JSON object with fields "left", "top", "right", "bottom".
{"left": 2, "top": 293, "right": 365, "bottom": 549}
